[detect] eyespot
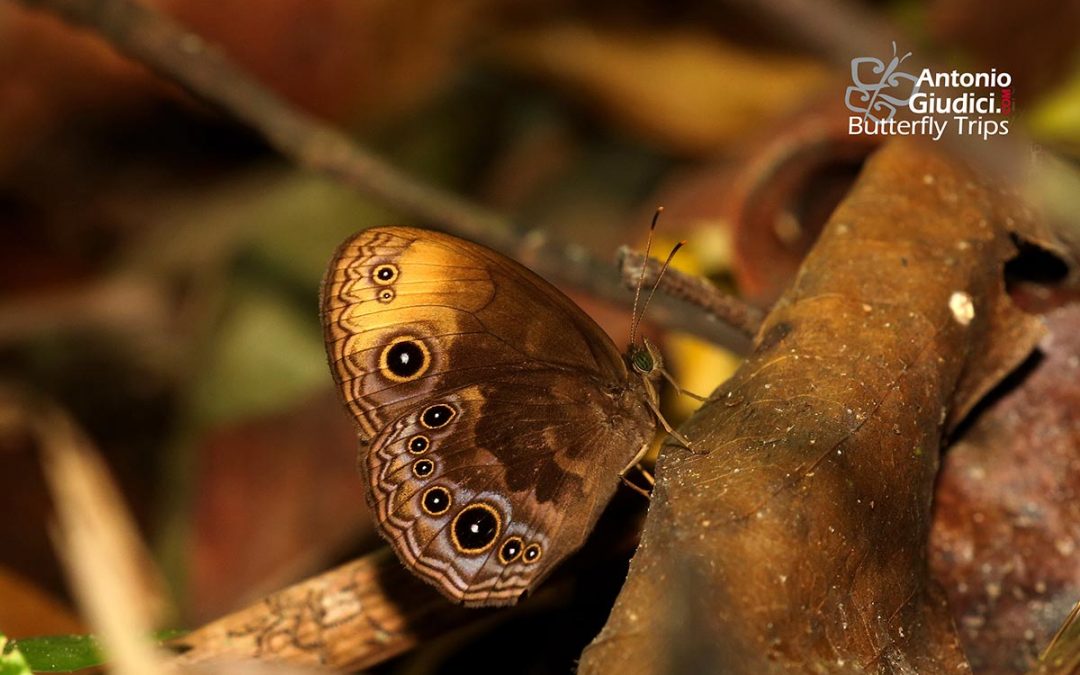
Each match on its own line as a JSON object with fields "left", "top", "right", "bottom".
{"left": 377, "top": 288, "right": 395, "bottom": 304}
{"left": 420, "top": 404, "right": 456, "bottom": 429}
{"left": 407, "top": 435, "right": 430, "bottom": 454}
{"left": 498, "top": 537, "right": 524, "bottom": 564}
{"left": 421, "top": 486, "right": 451, "bottom": 516}
{"left": 412, "top": 459, "right": 434, "bottom": 478}
{"left": 523, "top": 543, "right": 542, "bottom": 564}
{"left": 373, "top": 263, "right": 398, "bottom": 285}
{"left": 450, "top": 503, "right": 501, "bottom": 554}
{"left": 379, "top": 336, "right": 430, "bottom": 382}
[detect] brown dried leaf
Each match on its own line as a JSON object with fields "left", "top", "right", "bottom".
{"left": 0, "top": 567, "right": 84, "bottom": 637}
{"left": 490, "top": 25, "right": 833, "bottom": 155}
{"left": 187, "top": 390, "right": 376, "bottom": 623}
{"left": 931, "top": 305, "right": 1080, "bottom": 674}
{"left": 724, "top": 100, "right": 881, "bottom": 306}
{"left": 160, "top": 0, "right": 485, "bottom": 126}
{"left": 580, "top": 139, "right": 1046, "bottom": 673}
{"left": 25, "top": 392, "right": 174, "bottom": 674}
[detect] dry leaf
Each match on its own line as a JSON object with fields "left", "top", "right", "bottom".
{"left": 581, "top": 138, "right": 1048, "bottom": 673}
{"left": 490, "top": 24, "right": 833, "bottom": 155}
{"left": 931, "top": 305, "right": 1080, "bottom": 674}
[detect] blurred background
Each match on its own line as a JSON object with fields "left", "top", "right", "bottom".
{"left": 0, "top": 0, "right": 1077, "bottom": 672}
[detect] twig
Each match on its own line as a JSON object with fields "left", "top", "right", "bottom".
{"left": 169, "top": 491, "right": 645, "bottom": 671}
{"left": 2, "top": 389, "right": 176, "bottom": 675}
{"left": 13, "top": 0, "right": 510, "bottom": 250}
{"left": 1035, "top": 600, "right": 1080, "bottom": 675}
{"left": 618, "top": 247, "right": 764, "bottom": 339}
{"left": 169, "top": 548, "right": 473, "bottom": 672}
{"left": 10, "top": 0, "right": 755, "bottom": 351}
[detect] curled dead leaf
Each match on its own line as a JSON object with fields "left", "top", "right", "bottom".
{"left": 489, "top": 24, "right": 833, "bottom": 155}
{"left": 581, "top": 139, "right": 1050, "bottom": 673}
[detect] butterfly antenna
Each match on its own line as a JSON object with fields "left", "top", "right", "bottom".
{"left": 629, "top": 207, "right": 663, "bottom": 347}
{"left": 635, "top": 239, "right": 685, "bottom": 339}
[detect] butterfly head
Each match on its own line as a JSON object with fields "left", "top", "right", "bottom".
{"left": 628, "top": 337, "right": 663, "bottom": 382}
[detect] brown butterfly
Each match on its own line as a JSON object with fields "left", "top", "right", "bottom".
{"left": 320, "top": 226, "right": 679, "bottom": 606}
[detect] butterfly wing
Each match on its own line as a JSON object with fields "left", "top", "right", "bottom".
{"left": 321, "top": 227, "right": 655, "bottom": 605}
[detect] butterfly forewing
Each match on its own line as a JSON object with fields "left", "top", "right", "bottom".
{"left": 321, "top": 227, "right": 655, "bottom": 606}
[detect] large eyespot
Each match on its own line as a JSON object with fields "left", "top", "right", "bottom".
{"left": 412, "top": 459, "right": 434, "bottom": 478}
{"left": 377, "top": 288, "right": 395, "bottom": 304}
{"left": 407, "top": 435, "right": 430, "bottom": 454}
{"left": 421, "top": 486, "right": 452, "bottom": 516}
{"left": 498, "top": 537, "right": 524, "bottom": 564}
{"left": 379, "top": 336, "right": 430, "bottom": 383}
{"left": 420, "top": 404, "right": 456, "bottom": 429}
{"left": 523, "top": 543, "right": 543, "bottom": 564}
{"left": 373, "top": 263, "right": 398, "bottom": 285}
{"left": 450, "top": 503, "right": 501, "bottom": 554}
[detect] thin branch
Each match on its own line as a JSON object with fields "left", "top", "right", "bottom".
{"left": 168, "top": 548, "right": 473, "bottom": 672}
{"left": 618, "top": 247, "right": 764, "bottom": 339}
{"left": 14, "top": 0, "right": 510, "bottom": 250}
{"left": 2, "top": 389, "right": 176, "bottom": 675}
{"left": 11, "top": 0, "right": 755, "bottom": 351}
{"left": 168, "top": 498, "right": 645, "bottom": 671}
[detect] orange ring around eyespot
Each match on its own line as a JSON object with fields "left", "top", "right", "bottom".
{"left": 523, "top": 543, "right": 543, "bottom": 564}
{"left": 373, "top": 263, "right": 399, "bottom": 285}
{"left": 449, "top": 502, "right": 502, "bottom": 555}
{"left": 378, "top": 336, "right": 430, "bottom": 383}
{"left": 498, "top": 536, "right": 524, "bottom": 564}
{"left": 419, "top": 403, "right": 456, "bottom": 429}
{"left": 421, "top": 486, "right": 452, "bottom": 516}
{"left": 407, "top": 435, "right": 430, "bottom": 454}
{"left": 412, "top": 458, "right": 435, "bottom": 478}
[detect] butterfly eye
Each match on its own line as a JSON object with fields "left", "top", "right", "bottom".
{"left": 407, "top": 435, "right": 430, "bottom": 454}
{"left": 373, "top": 263, "right": 398, "bottom": 284}
{"left": 420, "top": 404, "right": 456, "bottom": 429}
{"left": 631, "top": 350, "right": 654, "bottom": 373}
{"left": 523, "top": 543, "right": 543, "bottom": 564}
{"left": 377, "top": 288, "right": 395, "bottom": 304}
{"left": 380, "top": 337, "right": 430, "bottom": 382}
{"left": 450, "top": 503, "right": 501, "bottom": 554}
{"left": 421, "top": 486, "right": 452, "bottom": 515}
{"left": 412, "top": 459, "right": 434, "bottom": 478}
{"left": 498, "top": 537, "right": 524, "bottom": 564}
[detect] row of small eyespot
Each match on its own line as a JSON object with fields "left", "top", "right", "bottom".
{"left": 407, "top": 403, "right": 543, "bottom": 565}
{"left": 373, "top": 263, "right": 398, "bottom": 304}
{"left": 366, "top": 263, "right": 545, "bottom": 566}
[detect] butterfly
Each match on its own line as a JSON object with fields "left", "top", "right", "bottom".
{"left": 320, "top": 226, "right": 680, "bottom": 606}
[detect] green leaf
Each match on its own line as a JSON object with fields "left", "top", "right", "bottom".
{"left": 4, "top": 631, "right": 186, "bottom": 674}
{"left": 190, "top": 282, "right": 331, "bottom": 427}
{"left": 0, "top": 634, "right": 32, "bottom": 675}
{"left": 3, "top": 634, "right": 99, "bottom": 674}
{"left": 1028, "top": 62, "right": 1080, "bottom": 145}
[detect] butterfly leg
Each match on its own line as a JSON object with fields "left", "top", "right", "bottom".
{"left": 644, "top": 397, "right": 693, "bottom": 449}
{"left": 660, "top": 367, "right": 708, "bottom": 402}
{"left": 620, "top": 437, "right": 653, "bottom": 477}
{"left": 618, "top": 456, "right": 656, "bottom": 499}
{"left": 636, "top": 463, "right": 655, "bottom": 486}
{"left": 619, "top": 442, "right": 655, "bottom": 499}
{"left": 619, "top": 473, "right": 652, "bottom": 500}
